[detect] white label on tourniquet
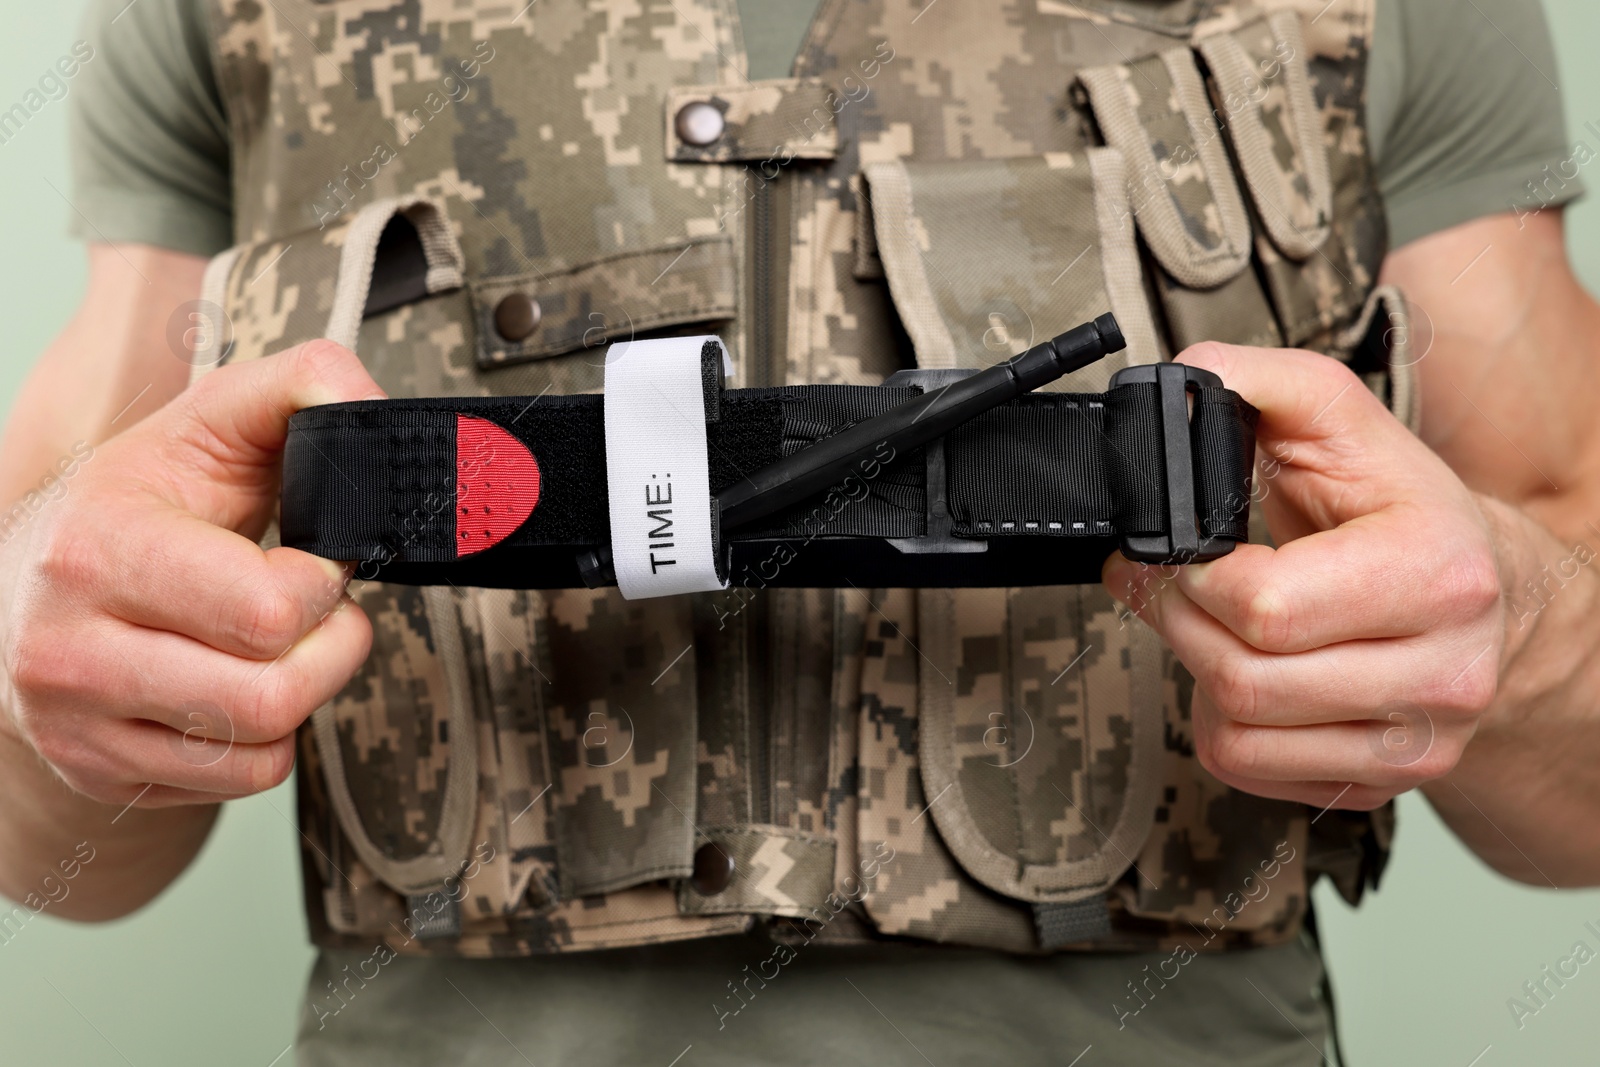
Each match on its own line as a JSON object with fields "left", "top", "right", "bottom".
{"left": 603, "top": 335, "right": 729, "bottom": 599}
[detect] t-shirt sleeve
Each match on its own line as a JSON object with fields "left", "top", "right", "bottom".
{"left": 1367, "top": 0, "right": 1581, "bottom": 249}
{"left": 68, "top": 0, "right": 232, "bottom": 257}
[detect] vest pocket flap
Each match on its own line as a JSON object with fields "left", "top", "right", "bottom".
{"left": 197, "top": 196, "right": 466, "bottom": 376}
{"left": 665, "top": 79, "right": 841, "bottom": 164}
{"left": 471, "top": 240, "right": 736, "bottom": 370}
{"left": 1116, "top": 768, "right": 1313, "bottom": 941}
{"left": 1078, "top": 50, "right": 1253, "bottom": 288}
{"left": 675, "top": 828, "right": 837, "bottom": 918}
{"left": 1197, "top": 11, "right": 1333, "bottom": 261}
{"left": 861, "top": 151, "right": 1160, "bottom": 381}
{"left": 313, "top": 585, "right": 480, "bottom": 899}
{"left": 459, "top": 588, "right": 561, "bottom": 918}
{"left": 914, "top": 588, "right": 1165, "bottom": 905}
{"left": 541, "top": 590, "right": 700, "bottom": 898}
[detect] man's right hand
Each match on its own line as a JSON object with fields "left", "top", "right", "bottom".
{"left": 0, "top": 341, "right": 381, "bottom": 810}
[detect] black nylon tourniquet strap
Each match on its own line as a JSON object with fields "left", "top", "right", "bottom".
{"left": 1190, "top": 388, "right": 1257, "bottom": 542}
{"left": 279, "top": 380, "right": 1257, "bottom": 587}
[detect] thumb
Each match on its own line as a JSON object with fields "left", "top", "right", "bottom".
{"left": 1175, "top": 341, "right": 1440, "bottom": 526}
{"left": 130, "top": 340, "right": 383, "bottom": 532}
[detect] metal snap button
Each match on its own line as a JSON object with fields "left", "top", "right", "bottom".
{"left": 493, "top": 292, "right": 542, "bottom": 343}
{"left": 690, "top": 841, "right": 735, "bottom": 895}
{"left": 675, "top": 101, "right": 726, "bottom": 147}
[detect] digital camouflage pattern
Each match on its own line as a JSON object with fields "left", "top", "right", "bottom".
{"left": 914, "top": 585, "right": 1161, "bottom": 905}
{"left": 855, "top": 587, "right": 1038, "bottom": 952}
{"left": 860, "top": 150, "right": 1163, "bottom": 375}
{"left": 206, "top": 0, "right": 1396, "bottom": 958}
{"left": 1078, "top": 50, "right": 1255, "bottom": 292}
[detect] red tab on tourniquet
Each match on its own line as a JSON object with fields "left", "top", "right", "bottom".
{"left": 455, "top": 415, "right": 540, "bottom": 557}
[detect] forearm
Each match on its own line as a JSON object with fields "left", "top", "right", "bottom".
{"left": 1379, "top": 212, "right": 1600, "bottom": 882}
{"left": 0, "top": 244, "right": 211, "bottom": 920}
{"left": 0, "top": 725, "right": 217, "bottom": 920}
{"left": 1423, "top": 495, "right": 1600, "bottom": 885}
{"left": 0, "top": 245, "right": 194, "bottom": 507}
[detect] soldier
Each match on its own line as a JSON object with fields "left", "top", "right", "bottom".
{"left": 0, "top": 0, "right": 1595, "bottom": 1063}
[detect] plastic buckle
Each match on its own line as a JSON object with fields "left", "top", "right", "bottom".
{"left": 1109, "top": 362, "right": 1235, "bottom": 565}
{"left": 878, "top": 367, "right": 988, "bottom": 556}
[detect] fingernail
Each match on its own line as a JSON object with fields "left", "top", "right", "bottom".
{"left": 313, "top": 556, "right": 352, "bottom": 590}
{"left": 1102, "top": 556, "right": 1135, "bottom": 600}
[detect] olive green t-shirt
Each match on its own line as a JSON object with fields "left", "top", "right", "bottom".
{"left": 66, "top": 2, "right": 1581, "bottom": 1065}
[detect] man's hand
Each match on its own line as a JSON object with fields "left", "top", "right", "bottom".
{"left": 1103, "top": 343, "right": 1506, "bottom": 811}
{"left": 0, "top": 341, "right": 380, "bottom": 810}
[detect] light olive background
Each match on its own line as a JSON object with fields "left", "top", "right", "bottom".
{"left": 0, "top": 3, "right": 1597, "bottom": 1064}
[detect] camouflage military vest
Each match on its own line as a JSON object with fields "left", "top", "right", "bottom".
{"left": 203, "top": 0, "right": 1409, "bottom": 957}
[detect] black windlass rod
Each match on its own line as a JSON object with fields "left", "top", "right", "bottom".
{"left": 716, "top": 312, "right": 1125, "bottom": 532}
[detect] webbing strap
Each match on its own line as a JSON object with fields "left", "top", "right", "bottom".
{"left": 280, "top": 378, "right": 1257, "bottom": 588}
{"left": 1034, "top": 898, "right": 1113, "bottom": 948}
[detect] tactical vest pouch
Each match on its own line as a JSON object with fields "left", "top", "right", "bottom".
{"left": 196, "top": 199, "right": 461, "bottom": 374}
{"left": 1076, "top": 48, "right": 1282, "bottom": 350}
{"left": 1111, "top": 658, "right": 1314, "bottom": 946}
{"left": 1199, "top": 12, "right": 1333, "bottom": 261}
{"left": 861, "top": 149, "right": 1163, "bottom": 375}
{"left": 1197, "top": 10, "right": 1364, "bottom": 348}
{"left": 1079, "top": 50, "right": 1253, "bottom": 289}
{"left": 846, "top": 148, "right": 1181, "bottom": 950}
{"left": 851, "top": 585, "right": 1170, "bottom": 953}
